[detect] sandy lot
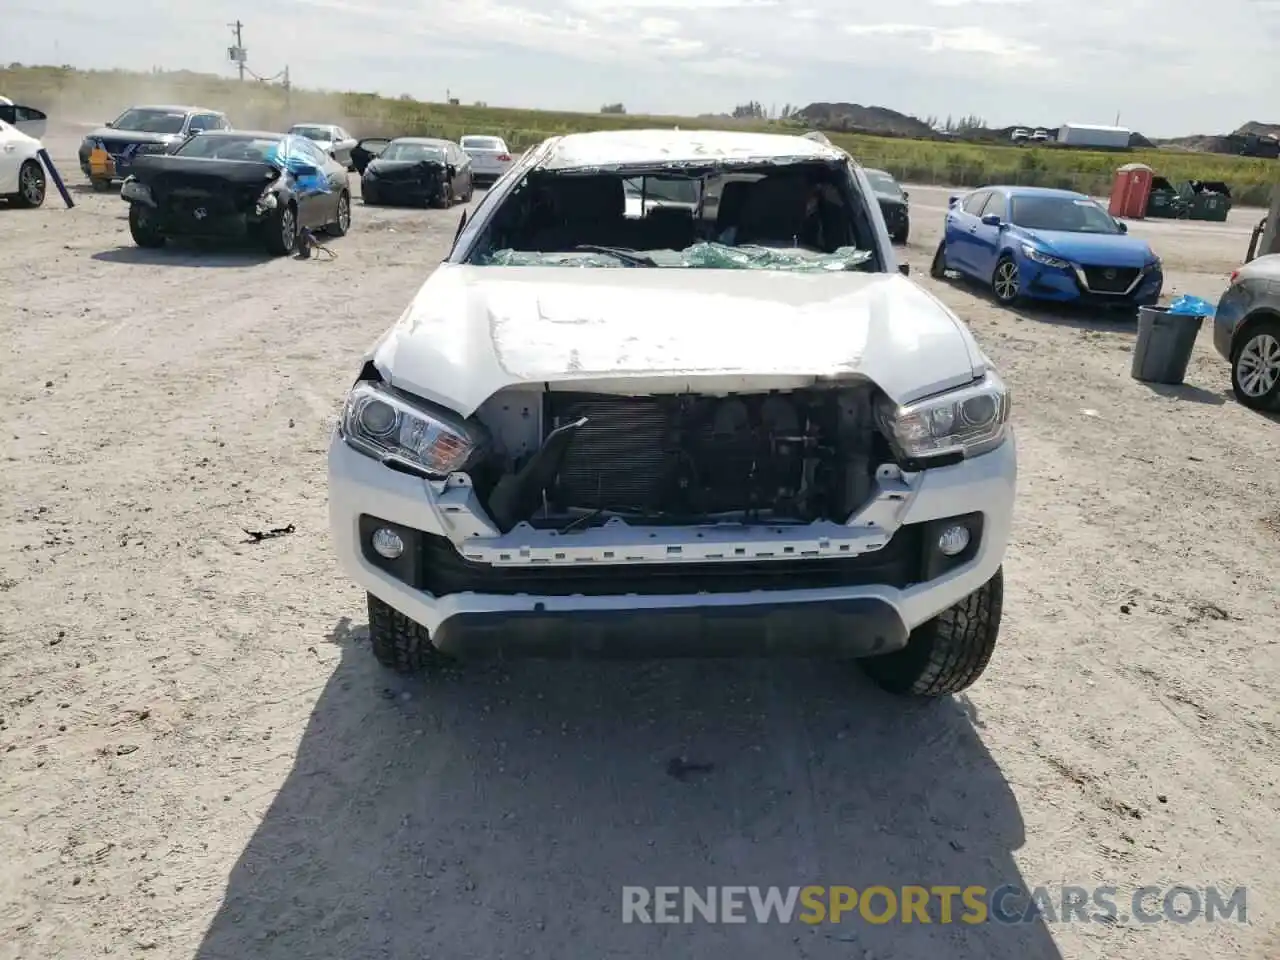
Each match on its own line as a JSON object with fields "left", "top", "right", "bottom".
{"left": 2, "top": 137, "right": 1278, "bottom": 960}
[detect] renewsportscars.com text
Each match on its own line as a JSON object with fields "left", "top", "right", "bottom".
{"left": 621, "top": 885, "right": 1248, "bottom": 925}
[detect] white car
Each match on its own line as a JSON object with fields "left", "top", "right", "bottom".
{"left": 0, "top": 119, "right": 48, "bottom": 208}
{"left": 328, "top": 129, "right": 1017, "bottom": 697}
{"left": 287, "top": 123, "right": 358, "bottom": 170}
{"left": 459, "top": 134, "right": 514, "bottom": 183}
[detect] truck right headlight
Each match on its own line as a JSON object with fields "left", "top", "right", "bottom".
{"left": 339, "top": 381, "right": 488, "bottom": 478}
{"left": 875, "top": 370, "right": 1011, "bottom": 465}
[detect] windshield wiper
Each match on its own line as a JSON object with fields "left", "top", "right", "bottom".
{"left": 572, "top": 244, "right": 657, "bottom": 267}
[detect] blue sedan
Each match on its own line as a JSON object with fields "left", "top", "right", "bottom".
{"left": 930, "top": 186, "right": 1163, "bottom": 310}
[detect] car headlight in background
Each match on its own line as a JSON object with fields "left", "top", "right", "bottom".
{"left": 340, "top": 381, "right": 488, "bottom": 478}
{"left": 1021, "top": 244, "right": 1069, "bottom": 269}
{"left": 876, "top": 371, "right": 1011, "bottom": 465}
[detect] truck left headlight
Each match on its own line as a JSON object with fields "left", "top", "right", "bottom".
{"left": 876, "top": 370, "right": 1011, "bottom": 465}
{"left": 339, "top": 381, "right": 488, "bottom": 478}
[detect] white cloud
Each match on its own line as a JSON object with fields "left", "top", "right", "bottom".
{"left": 844, "top": 22, "right": 1040, "bottom": 66}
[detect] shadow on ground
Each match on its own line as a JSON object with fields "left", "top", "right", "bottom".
{"left": 1141, "top": 382, "right": 1228, "bottom": 406}
{"left": 934, "top": 274, "right": 1141, "bottom": 334}
{"left": 1012, "top": 300, "right": 1140, "bottom": 334}
{"left": 193, "top": 622, "right": 1062, "bottom": 959}
{"left": 91, "top": 245, "right": 274, "bottom": 268}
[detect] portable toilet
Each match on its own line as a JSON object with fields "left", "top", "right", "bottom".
{"left": 1108, "top": 163, "right": 1153, "bottom": 219}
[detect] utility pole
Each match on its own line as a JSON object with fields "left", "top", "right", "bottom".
{"left": 229, "top": 20, "right": 245, "bottom": 80}
{"left": 283, "top": 66, "right": 291, "bottom": 110}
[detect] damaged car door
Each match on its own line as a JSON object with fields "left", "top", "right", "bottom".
{"left": 289, "top": 137, "right": 336, "bottom": 228}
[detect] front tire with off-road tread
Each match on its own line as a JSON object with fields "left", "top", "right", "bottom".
{"left": 367, "top": 593, "right": 453, "bottom": 675}
{"left": 860, "top": 568, "right": 1003, "bottom": 697}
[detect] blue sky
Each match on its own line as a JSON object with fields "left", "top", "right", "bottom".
{"left": 3, "top": 0, "right": 1277, "bottom": 137}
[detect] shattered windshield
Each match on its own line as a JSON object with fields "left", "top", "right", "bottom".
{"left": 469, "top": 162, "right": 879, "bottom": 271}
{"left": 381, "top": 142, "right": 446, "bottom": 162}
{"left": 1010, "top": 195, "right": 1121, "bottom": 234}
{"left": 289, "top": 126, "right": 334, "bottom": 141}
{"left": 111, "top": 109, "right": 187, "bottom": 134}
{"left": 479, "top": 243, "right": 872, "bottom": 270}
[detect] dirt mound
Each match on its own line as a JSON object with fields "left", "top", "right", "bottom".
{"left": 791, "top": 102, "right": 935, "bottom": 138}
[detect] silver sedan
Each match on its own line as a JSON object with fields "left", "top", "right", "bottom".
{"left": 1213, "top": 252, "right": 1280, "bottom": 410}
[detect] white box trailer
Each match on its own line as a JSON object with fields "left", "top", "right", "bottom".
{"left": 1057, "top": 123, "right": 1132, "bottom": 148}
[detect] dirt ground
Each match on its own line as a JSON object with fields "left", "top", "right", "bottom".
{"left": 2, "top": 134, "right": 1278, "bottom": 960}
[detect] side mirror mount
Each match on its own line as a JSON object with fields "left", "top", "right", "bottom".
{"left": 902, "top": 190, "right": 910, "bottom": 201}
{"left": 898, "top": 262, "right": 910, "bottom": 276}
{"left": 981, "top": 213, "right": 1002, "bottom": 226}
{"left": 447, "top": 164, "right": 457, "bottom": 177}
{"left": 1115, "top": 219, "right": 1128, "bottom": 233}
{"left": 104, "top": 120, "right": 114, "bottom": 128}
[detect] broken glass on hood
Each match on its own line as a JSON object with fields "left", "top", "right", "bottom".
{"left": 476, "top": 242, "right": 872, "bottom": 271}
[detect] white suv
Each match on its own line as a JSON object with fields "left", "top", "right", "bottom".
{"left": 328, "top": 129, "right": 1017, "bottom": 697}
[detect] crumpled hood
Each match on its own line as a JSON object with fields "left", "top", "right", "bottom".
{"left": 1019, "top": 227, "right": 1155, "bottom": 267}
{"left": 85, "top": 126, "right": 183, "bottom": 145}
{"left": 371, "top": 265, "right": 986, "bottom": 415}
{"left": 366, "top": 158, "right": 445, "bottom": 178}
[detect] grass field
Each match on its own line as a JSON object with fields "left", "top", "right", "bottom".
{"left": 5, "top": 64, "right": 1278, "bottom": 205}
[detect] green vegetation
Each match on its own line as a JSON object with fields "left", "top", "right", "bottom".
{"left": 5, "top": 64, "right": 1277, "bottom": 204}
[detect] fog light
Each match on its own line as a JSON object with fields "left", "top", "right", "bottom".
{"left": 937, "top": 524, "right": 971, "bottom": 556}
{"left": 371, "top": 527, "right": 404, "bottom": 559}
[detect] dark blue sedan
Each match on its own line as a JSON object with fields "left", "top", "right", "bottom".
{"left": 930, "top": 186, "right": 1164, "bottom": 310}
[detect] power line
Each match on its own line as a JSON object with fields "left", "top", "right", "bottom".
{"left": 223, "top": 21, "right": 291, "bottom": 106}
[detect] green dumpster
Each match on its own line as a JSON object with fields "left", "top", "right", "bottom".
{"left": 1178, "top": 180, "right": 1232, "bottom": 222}
{"left": 1146, "top": 176, "right": 1188, "bottom": 219}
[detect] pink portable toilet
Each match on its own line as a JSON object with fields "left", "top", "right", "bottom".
{"left": 1109, "top": 163, "right": 1153, "bottom": 220}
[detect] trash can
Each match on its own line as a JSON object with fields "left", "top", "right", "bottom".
{"left": 1179, "top": 180, "right": 1232, "bottom": 222}
{"left": 1130, "top": 306, "right": 1203, "bottom": 385}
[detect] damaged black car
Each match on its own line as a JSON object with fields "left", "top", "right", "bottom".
{"left": 119, "top": 130, "right": 352, "bottom": 256}
{"left": 360, "top": 137, "right": 474, "bottom": 208}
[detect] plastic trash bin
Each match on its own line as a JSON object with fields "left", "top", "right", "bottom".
{"left": 1130, "top": 305, "right": 1203, "bottom": 385}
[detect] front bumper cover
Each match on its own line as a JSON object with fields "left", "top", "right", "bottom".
{"left": 431, "top": 597, "right": 907, "bottom": 659}
{"left": 1022, "top": 258, "right": 1163, "bottom": 306}
{"left": 328, "top": 427, "right": 1017, "bottom": 655}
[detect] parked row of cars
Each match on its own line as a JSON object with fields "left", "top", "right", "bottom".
{"left": 61, "top": 102, "right": 518, "bottom": 253}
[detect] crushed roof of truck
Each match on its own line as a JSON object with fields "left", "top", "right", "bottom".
{"left": 536, "top": 129, "right": 848, "bottom": 172}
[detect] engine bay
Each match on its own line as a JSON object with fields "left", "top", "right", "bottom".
{"left": 470, "top": 386, "right": 886, "bottom": 531}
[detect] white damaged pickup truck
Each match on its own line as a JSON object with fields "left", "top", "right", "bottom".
{"left": 328, "top": 129, "right": 1017, "bottom": 697}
